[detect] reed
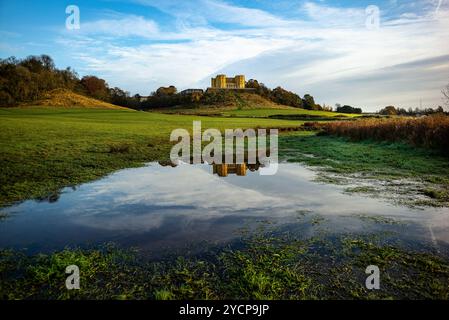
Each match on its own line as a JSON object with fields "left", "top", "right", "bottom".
{"left": 322, "top": 115, "right": 449, "bottom": 153}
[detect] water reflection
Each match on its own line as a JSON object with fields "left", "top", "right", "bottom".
{"left": 0, "top": 162, "right": 448, "bottom": 257}
{"left": 213, "top": 163, "right": 262, "bottom": 177}
{"left": 159, "top": 160, "right": 262, "bottom": 177}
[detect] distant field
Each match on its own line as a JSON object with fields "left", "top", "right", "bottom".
{"left": 221, "top": 108, "right": 361, "bottom": 118}
{"left": 0, "top": 107, "right": 302, "bottom": 207}
{"left": 151, "top": 91, "right": 361, "bottom": 119}
{"left": 161, "top": 107, "right": 361, "bottom": 119}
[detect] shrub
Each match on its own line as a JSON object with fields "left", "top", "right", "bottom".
{"left": 336, "top": 105, "right": 363, "bottom": 114}
{"left": 322, "top": 115, "right": 449, "bottom": 153}
{"left": 302, "top": 122, "right": 326, "bottom": 131}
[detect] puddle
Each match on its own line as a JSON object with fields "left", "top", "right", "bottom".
{"left": 1, "top": 162, "right": 448, "bottom": 257}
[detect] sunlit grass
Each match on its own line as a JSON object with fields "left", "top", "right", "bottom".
{"left": 221, "top": 108, "right": 361, "bottom": 118}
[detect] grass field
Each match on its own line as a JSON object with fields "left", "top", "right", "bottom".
{"left": 221, "top": 108, "right": 361, "bottom": 118}
{"left": 0, "top": 107, "right": 302, "bottom": 207}
{"left": 161, "top": 107, "right": 361, "bottom": 119}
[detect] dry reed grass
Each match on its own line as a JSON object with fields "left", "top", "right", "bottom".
{"left": 322, "top": 115, "right": 449, "bottom": 153}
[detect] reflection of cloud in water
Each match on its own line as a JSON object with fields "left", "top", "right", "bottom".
{"left": 66, "top": 163, "right": 449, "bottom": 236}
{"left": 69, "top": 164, "right": 294, "bottom": 231}
{"left": 1, "top": 162, "right": 449, "bottom": 253}
{"left": 90, "top": 166, "right": 279, "bottom": 208}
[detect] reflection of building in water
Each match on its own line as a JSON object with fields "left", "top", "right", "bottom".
{"left": 159, "top": 161, "right": 261, "bottom": 177}
{"left": 158, "top": 160, "right": 179, "bottom": 167}
{"left": 212, "top": 163, "right": 261, "bottom": 177}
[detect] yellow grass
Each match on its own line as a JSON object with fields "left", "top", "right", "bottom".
{"left": 20, "top": 89, "right": 132, "bottom": 110}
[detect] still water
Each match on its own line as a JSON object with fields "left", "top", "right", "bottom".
{"left": 1, "top": 162, "right": 448, "bottom": 256}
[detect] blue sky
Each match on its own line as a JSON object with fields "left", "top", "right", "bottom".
{"left": 1, "top": 0, "right": 448, "bottom": 111}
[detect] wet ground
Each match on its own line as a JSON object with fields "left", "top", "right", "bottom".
{"left": 1, "top": 162, "right": 448, "bottom": 258}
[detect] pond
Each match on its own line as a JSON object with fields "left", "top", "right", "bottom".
{"left": 1, "top": 162, "right": 448, "bottom": 257}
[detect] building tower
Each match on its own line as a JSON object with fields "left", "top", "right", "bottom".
{"left": 211, "top": 74, "right": 246, "bottom": 89}
{"left": 235, "top": 75, "right": 245, "bottom": 89}
{"left": 211, "top": 74, "right": 227, "bottom": 88}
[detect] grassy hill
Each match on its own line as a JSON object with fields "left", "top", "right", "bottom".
{"left": 157, "top": 92, "right": 360, "bottom": 119}
{"left": 20, "top": 89, "right": 131, "bottom": 110}
{"left": 158, "top": 92, "right": 286, "bottom": 113}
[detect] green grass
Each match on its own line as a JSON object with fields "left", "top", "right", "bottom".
{"left": 1, "top": 233, "right": 448, "bottom": 300}
{"left": 221, "top": 108, "right": 361, "bottom": 118}
{"left": 159, "top": 105, "right": 361, "bottom": 119}
{"left": 279, "top": 133, "right": 449, "bottom": 207}
{"left": 0, "top": 107, "right": 301, "bottom": 207}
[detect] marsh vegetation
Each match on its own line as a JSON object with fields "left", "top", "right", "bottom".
{"left": 1, "top": 231, "right": 448, "bottom": 300}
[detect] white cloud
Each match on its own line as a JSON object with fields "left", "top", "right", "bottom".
{"left": 59, "top": 0, "right": 449, "bottom": 111}
{"left": 301, "top": 1, "right": 366, "bottom": 26}
{"left": 78, "top": 15, "right": 159, "bottom": 38}
{"left": 133, "top": 0, "right": 289, "bottom": 27}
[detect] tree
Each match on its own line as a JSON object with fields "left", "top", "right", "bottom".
{"left": 379, "top": 106, "right": 398, "bottom": 115}
{"left": 271, "top": 87, "right": 303, "bottom": 108}
{"left": 443, "top": 82, "right": 449, "bottom": 107}
{"left": 80, "top": 76, "right": 109, "bottom": 101}
{"left": 155, "top": 86, "right": 177, "bottom": 97}
{"left": 40, "top": 55, "right": 56, "bottom": 71}
{"left": 0, "top": 54, "right": 141, "bottom": 108}
{"left": 0, "top": 59, "right": 36, "bottom": 105}
{"left": 337, "top": 105, "right": 362, "bottom": 114}
{"left": 58, "top": 67, "right": 80, "bottom": 91}
{"left": 302, "top": 94, "right": 316, "bottom": 110}
{"left": 321, "top": 103, "right": 333, "bottom": 112}
{"left": 245, "top": 79, "right": 260, "bottom": 89}
{"left": 19, "top": 55, "right": 54, "bottom": 73}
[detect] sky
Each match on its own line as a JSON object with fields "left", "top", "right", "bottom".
{"left": 0, "top": 0, "right": 448, "bottom": 111}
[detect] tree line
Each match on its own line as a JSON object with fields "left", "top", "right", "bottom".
{"left": 334, "top": 104, "right": 362, "bottom": 114}
{"left": 244, "top": 79, "right": 333, "bottom": 111}
{"left": 142, "top": 79, "right": 338, "bottom": 111}
{"left": 0, "top": 55, "right": 140, "bottom": 108}
{"left": 378, "top": 105, "right": 447, "bottom": 116}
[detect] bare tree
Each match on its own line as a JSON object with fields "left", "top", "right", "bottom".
{"left": 443, "top": 82, "right": 449, "bottom": 106}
